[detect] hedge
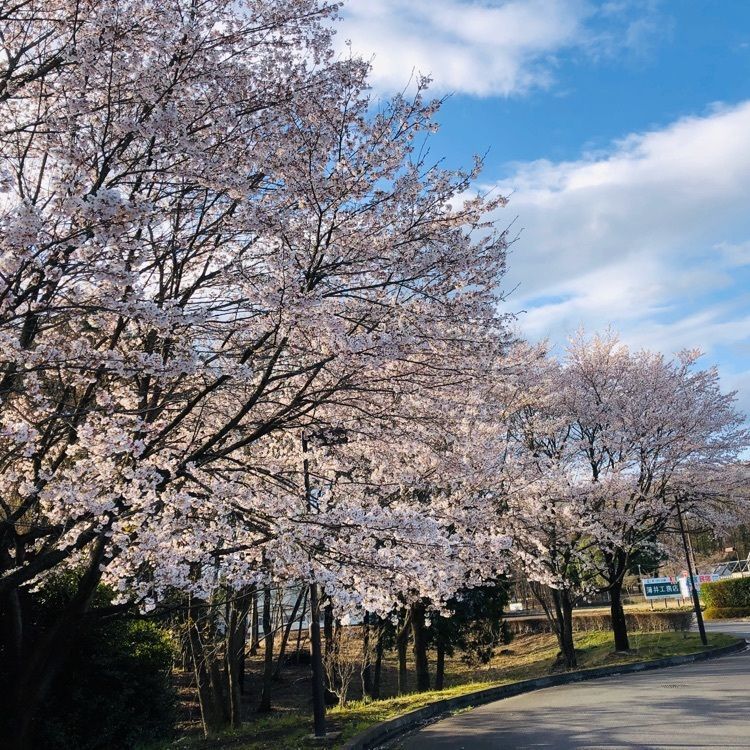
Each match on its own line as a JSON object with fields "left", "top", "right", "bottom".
{"left": 701, "top": 576, "right": 750, "bottom": 610}
{"left": 576, "top": 610, "right": 693, "bottom": 633}
{"left": 506, "top": 609, "right": 693, "bottom": 636}
{"left": 704, "top": 606, "right": 750, "bottom": 619}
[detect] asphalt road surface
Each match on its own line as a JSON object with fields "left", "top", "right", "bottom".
{"left": 399, "top": 620, "right": 750, "bottom": 750}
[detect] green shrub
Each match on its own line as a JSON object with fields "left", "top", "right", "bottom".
{"left": 506, "top": 609, "right": 693, "bottom": 635}
{"left": 30, "top": 577, "right": 177, "bottom": 750}
{"left": 704, "top": 606, "right": 750, "bottom": 620}
{"left": 701, "top": 577, "right": 750, "bottom": 610}
{"left": 577, "top": 610, "right": 693, "bottom": 633}
{"left": 626, "top": 610, "right": 693, "bottom": 633}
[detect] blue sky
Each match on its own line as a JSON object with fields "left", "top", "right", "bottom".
{"left": 338, "top": 0, "right": 750, "bottom": 416}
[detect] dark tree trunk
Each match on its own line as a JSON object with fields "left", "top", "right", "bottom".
{"left": 226, "top": 606, "right": 242, "bottom": 726}
{"left": 323, "top": 603, "right": 334, "bottom": 655}
{"left": 308, "top": 583, "right": 326, "bottom": 737}
{"left": 294, "top": 589, "right": 308, "bottom": 662}
{"left": 411, "top": 602, "right": 430, "bottom": 692}
{"left": 396, "top": 612, "right": 411, "bottom": 695}
{"left": 238, "top": 629, "right": 247, "bottom": 697}
{"left": 273, "top": 588, "right": 305, "bottom": 680}
{"left": 361, "top": 611, "right": 372, "bottom": 698}
{"left": 435, "top": 639, "right": 446, "bottom": 690}
{"left": 226, "top": 588, "right": 252, "bottom": 725}
{"left": 610, "top": 579, "right": 630, "bottom": 652}
{"left": 552, "top": 588, "right": 577, "bottom": 668}
{"left": 209, "top": 656, "right": 229, "bottom": 724}
{"left": 249, "top": 590, "right": 260, "bottom": 656}
{"left": 397, "top": 638, "right": 408, "bottom": 695}
{"left": 530, "top": 582, "right": 577, "bottom": 669}
{"left": 258, "top": 587, "right": 275, "bottom": 712}
{"left": 325, "top": 617, "right": 341, "bottom": 706}
{"left": 179, "top": 626, "right": 192, "bottom": 670}
{"left": 301, "top": 435, "right": 325, "bottom": 736}
{"left": 371, "top": 625, "right": 384, "bottom": 699}
{"left": 188, "top": 599, "right": 229, "bottom": 737}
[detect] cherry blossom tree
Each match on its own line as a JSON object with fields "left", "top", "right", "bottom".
{"left": 0, "top": 0, "right": 517, "bottom": 743}
{"left": 501, "top": 351, "right": 602, "bottom": 668}
{"left": 553, "top": 333, "right": 749, "bottom": 652}
{"left": 482, "top": 334, "right": 749, "bottom": 662}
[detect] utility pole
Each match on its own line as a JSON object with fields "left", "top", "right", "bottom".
{"left": 676, "top": 496, "right": 708, "bottom": 646}
{"left": 302, "top": 433, "right": 327, "bottom": 737}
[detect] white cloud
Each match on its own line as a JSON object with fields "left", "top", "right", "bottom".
{"left": 715, "top": 240, "right": 750, "bottom": 268}
{"left": 337, "top": 0, "right": 662, "bottom": 97}
{"left": 721, "top": 369, "right": 750, "bottom": 420}
{"left": 494, "top": 101, "right": 750, "bottom": 381}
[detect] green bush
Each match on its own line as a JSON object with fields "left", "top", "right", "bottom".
{"left": 31, "top": 577, "right": 177, "bottom": 750}
{"left": 506, "top": 609, "right": 693, "bottom": 635}
{"left": 576, "top": 610, "right": 693, "bottom": 633}
{"left": 701, "top": 577, "right": 750, "bottom": 610}
{"left": 704, "top": 606, "right": 750, "bottom": 619}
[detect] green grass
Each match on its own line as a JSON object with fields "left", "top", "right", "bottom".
{"left": 156, "top": 631, "right": 738, "bottom": 750}
{"left": 140, "top": 714, "right": 312, "bottom": 750}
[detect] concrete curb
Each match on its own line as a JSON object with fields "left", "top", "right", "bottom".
{"left": 340, "top": 638, "right": 747, "bottom": 750}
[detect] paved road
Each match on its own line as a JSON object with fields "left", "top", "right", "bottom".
{"left": 400, "top": 621, "right": 750, "bottom": 750}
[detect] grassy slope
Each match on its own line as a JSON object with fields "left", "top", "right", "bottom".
{"left": 153, "top": 630, "right": 737, "bottom": 750}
